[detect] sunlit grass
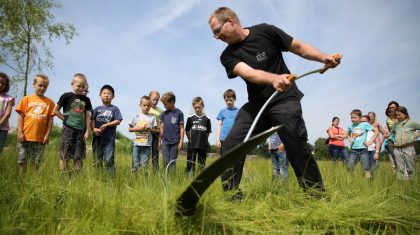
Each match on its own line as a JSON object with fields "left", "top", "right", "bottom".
{"left": 1, "top": 142, "right": 419, "bottom": 234}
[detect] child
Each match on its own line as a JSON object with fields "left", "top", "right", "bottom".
{"left": 185, "top": 97, "right": 211, "bottom": 175}
{"left": 159, "top": 92, "right": 184, "bottom": 173}
{"left": 216, "top": 89, "right": 238, "bottom": 154}
{"left": 54, "top": 73, "right": 92, "bottom": 174}
{"left": 0, "top": 72, "right": 15, "bottom": 154}
{"left": 129, "top": 96, "right": 157, "bottom": 173}
{"left": 15, "top": 74, "right": 55, "bottom": 174}
{"left": 91, "top": 85, "right": 123, "bottom": 175}
{"left": 347, "top": 109, "right": 378, "bottom": 178}
{"left": 361, "top": 115, "right": 380, "bottom": 174}
{"left": 392, "top": 106, "right": 420, "bottom": 180}
{"left": 148, "top": 91, "right": 163, "bottom": 172}
{"left": 266, "top": 132, "right": 288, "bottom": 179}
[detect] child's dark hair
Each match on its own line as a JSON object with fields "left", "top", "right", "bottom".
{"left": 332, "top": 116, "right": 340, "bottom": 122}
{"left": 0, "top": 72, "right": 11, "bottom": 93}
{"left": 223, "top": 89, "right": 236, "bottom": 100}
{"left": 395, "top": 106, "right": 409, "bottom": 119}
{"left": 387, "top": 100, "right": 399, "bottom": 108}
{"left": 361, "top": 115, "right": 371, "bottom": 122}
{"left": 350, "top": 109, "right": 362, "bottom": 117}
{"left": 100, "top": 84, "right": 115, "bottom": 96}
{"left": 161, "top": 91, "right": 176, "bottom": 103}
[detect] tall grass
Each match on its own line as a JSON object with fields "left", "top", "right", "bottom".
{"left": 0, "top": 142, "right": 419, "bottom": 234}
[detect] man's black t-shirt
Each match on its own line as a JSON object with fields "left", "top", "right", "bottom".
{"left": 185, "top": 114, "right": 211, "bottom": 150}
{"left": 220, "top": 23, "right": 304, "bottom": 103}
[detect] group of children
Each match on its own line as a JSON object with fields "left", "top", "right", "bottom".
{"left": 0, "top": 72, "right": 241, "bottom": 177}
{"left": 327, "top": 106, "right": 419, "bottom": 180}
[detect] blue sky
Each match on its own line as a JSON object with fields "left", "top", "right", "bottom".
{"left": 2, "top": 0, "right": 420, "bottom": 145}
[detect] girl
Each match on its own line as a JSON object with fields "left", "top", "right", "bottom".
{"left": 0, "top": 72, "right": 15, "bottom": 154}
{"left": 392, "top": 106, "right": 420, "bottom": 180}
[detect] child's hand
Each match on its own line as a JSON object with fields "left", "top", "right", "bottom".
{"left": 374, "top": 152, "right": 379, "bottom": 160}
{"left": 83, "top": 131, "right": 89, "bottom": 142}
{"left": 93, "top": 128, "right": 102, "bottom": 136}
{"left": 17, "top": 131, "right": 25, "bottom": 142}
{"left": 178, "top": 142, "right": 183, "bottom": 151}
{"left": 216, "top": 140, "right": 221, "bottom": 149}
{"left": 99, "top": 124, "right": 108, "bottom": 132}
{"left": 143, "top": 123, "right": 149, "bottom": 130}
{"left": 42, "top": 135, "right": 49, "bottom": 144}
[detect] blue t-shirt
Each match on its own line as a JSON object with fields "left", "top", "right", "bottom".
{"left": 216, "top": 107, "right": 238, "bottom": 141}
{"left": 160, "top": 108, "right": 184, "bottom": 144}
{"left": 92, "top": 105, "right": 123, "bottom": 143}
{"left": 348, "top": 122, "right": 373, "bottom": 149}
{"left": 266, "top": 133, "right": 282, "bottom": 150}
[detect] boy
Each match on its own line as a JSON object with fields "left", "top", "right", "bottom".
{"left": 148, "top": 91, "right": 163, "bottom": 172}
{"left": 347, "top": 109, "right": 378, "bottom": 178}
{"left": 54, "top": 73, "right": 93, "bottom": 173}
{"left": 216, "top": 89, "right": 238, "bottom": 155}
{"left": 185, "top": 97, "right": 211, "bottom": 175}
{"left": 266, "top": 133, "right": 288, "bottom": 179}
{"left": 159, "top": 92, "right": 184, "bottom": 173}
{"left": 129, "top": 96, "right": 157, "bottom": 173}
{"left": 15, "top": 74, "right": 55, "bottom": 174}
{"left": 91, "top": 85, "right": 123, "bottom": 175}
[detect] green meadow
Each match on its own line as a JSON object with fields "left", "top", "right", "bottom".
{"left": 0, "top": 131, "right": 419, "bottom": 234}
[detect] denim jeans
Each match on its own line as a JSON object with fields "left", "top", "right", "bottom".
{"left": 0, "top": 130, "right": 8, "bottom": 154}
{"left": 151, "top": 133, "right": 159, "bottom": 172}
{"left": 270, "top": 149, "right": 288, "bottom": 179}
{"left": 394, "top": 146, "right": 415, "bottom": 180}
{"left": 162, "top": 143, "right": 178, "bottom": 172}
{"left": 347, "top": 148, "right": 370, "bottom": 172}
{"left": 132, "top": 145, "right": 151, "bottom": 173}
{"left": 92, "top": 137, "right": 116, "bottom": 175}
{"left": 328, "top": 144, "right": 348, "bottom": 162}
{"left": 368, "top": 150, "right": 379, "bottom": 174}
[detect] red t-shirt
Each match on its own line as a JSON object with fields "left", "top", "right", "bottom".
{"left": 327, "top": 126, "right": 346, "bottom": 147}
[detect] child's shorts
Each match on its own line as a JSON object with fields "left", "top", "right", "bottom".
{"left": 17, "top": 141, "right": 45, "bottom": 165}
{"left": 60, "top": 125, "right": 86, "bottom": 161}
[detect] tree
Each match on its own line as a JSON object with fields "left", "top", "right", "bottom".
{"left": 0, "top": 0, "right": 77, "bottom": 96}
{"left": 313, "top": 137, "right": 329, "bottom": 160}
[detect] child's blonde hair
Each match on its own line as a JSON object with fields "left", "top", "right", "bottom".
{"left": 33, "top": 74, "right": 49, "bottom": 84}
{"left": 72, "top": 73, "right": 87, "bottom": 85}
{"left": 149, "top": 90, "right": 160, "bottom": 97}
{"left": 140, "top": 95, "right": 151, "bottom": 104}
{"left": 161, "top": 92, "right": 176, "bottom": 103}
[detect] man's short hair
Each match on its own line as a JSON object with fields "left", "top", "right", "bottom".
{"left": 209, "top": 7, "right": 240, "bottom": 25}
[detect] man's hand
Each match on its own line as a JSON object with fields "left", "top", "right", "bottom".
{"left": 324, "top": 54, "right": 342, "bottom": 69}
{"left": 272, "top": 74, "right": 292, "bottom": 92}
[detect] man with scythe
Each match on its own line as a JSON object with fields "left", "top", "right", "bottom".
{"left": 209, "top": 7, "right": 342, "bottom": 199}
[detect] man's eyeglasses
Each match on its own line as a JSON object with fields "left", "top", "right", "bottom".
{"left": 213, "top": 19, "right": 228, "bottom": 38}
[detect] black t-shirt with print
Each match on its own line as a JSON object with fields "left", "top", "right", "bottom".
{"left": 220, "top": 23, "right": 304, "bottom": 103}
{"left": 185, "top": 114, "right": 211, "bottom": 150}
{"left": 57, "top": 92, "right": 93, "bottom": 130}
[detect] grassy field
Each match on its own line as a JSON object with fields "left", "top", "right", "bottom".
{"left": 1, "top": 142, "right": 419, "bottom": 234}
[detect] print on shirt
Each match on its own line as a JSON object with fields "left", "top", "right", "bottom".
{"left": 134, "top": 120, "right": 149, "bottom": 145}
{"left": 28, "top": 102, "right": 50, "bottom": 120}
{"left": 256, "top": 51, "right": 268, "bottom": 62}
{"left": 65, "top": 99, "right": 86, "bottom": 127}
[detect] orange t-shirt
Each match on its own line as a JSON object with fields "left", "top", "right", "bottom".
{"left": 327, "top": 126, "right": 346, "bottom": 147}
{"left": 15, "top": 95, "right": 55, "bottom": 142}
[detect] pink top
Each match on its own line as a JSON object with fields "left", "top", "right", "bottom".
{"left": 0, "top": 94, "right": 14, "bottom": 131}
{"left": 327, "top": 126, "right": 346, "bottom": 147}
